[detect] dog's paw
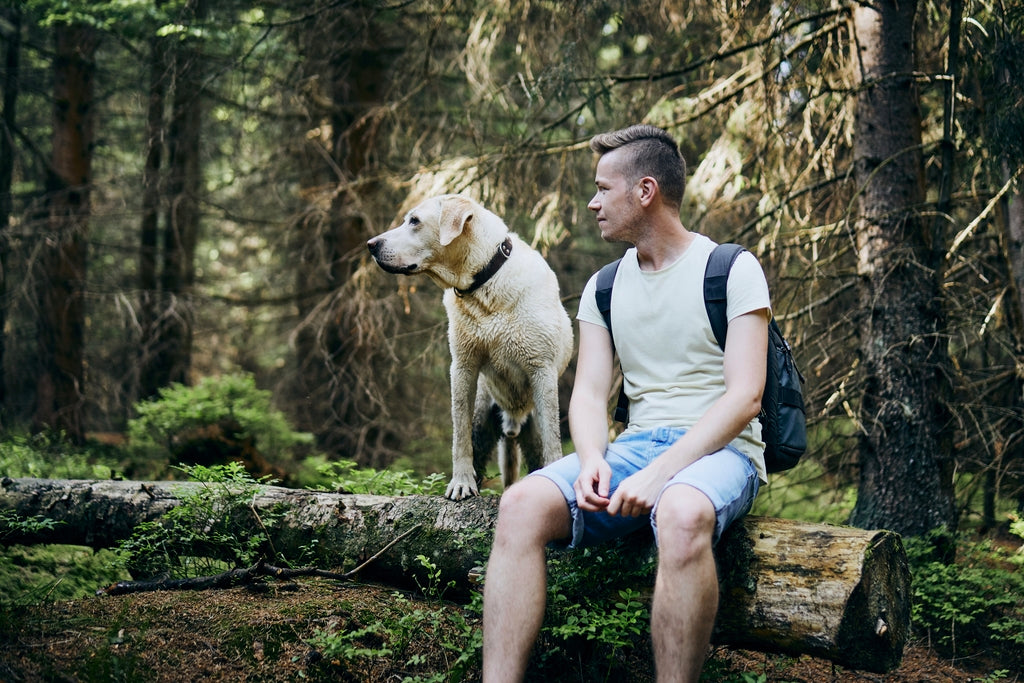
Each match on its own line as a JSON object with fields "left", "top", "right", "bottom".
{"left": 445, "top": 473, "right": 479, "bottom": 501}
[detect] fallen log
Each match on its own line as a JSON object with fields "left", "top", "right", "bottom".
{"left": 0, "top": 477, "right": 910, "bottom": 672}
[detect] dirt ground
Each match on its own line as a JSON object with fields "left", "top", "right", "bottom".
{"left": 0, "top": 578, "right": 1009, "bottom": 682}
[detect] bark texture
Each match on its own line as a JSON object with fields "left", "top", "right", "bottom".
{"left": 35, "top": 24, "right": 98, "bottom": 443}
{"left": 849, "top": 0, "right": 957, "bottom": 535}
{"left": 0, "top": 477, "right": 909, "bottom": 673}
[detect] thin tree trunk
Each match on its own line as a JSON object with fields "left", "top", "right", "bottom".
{"left": 153, "top": 0, "right": 205, "bottom": 388}
{"left": 0, "top": 477, "right": 911, "bottom": 673}
{"left": 34, "top": 24, "right": 98, "bottom": 443}
{"left": 994, "top": 11, "right": 1024, "bottom": 513}
{"left": 288, "top": 7, "right": 396, "bottom": 463}
{"left": 0, "top": 6, "right": 21, "bottom": 416}
{"left": 848, "top": 0, "right": 957, "bottom": 536}
{"left": 138, "top": 23, "right": 169, "bottom": 400}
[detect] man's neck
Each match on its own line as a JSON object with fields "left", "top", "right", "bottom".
{"left": 635, "top": 223, "right": 694, "bottom": 272}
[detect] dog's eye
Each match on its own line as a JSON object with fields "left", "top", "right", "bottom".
{"left": 408, "top": 215, "right": 420, "bottom": 227}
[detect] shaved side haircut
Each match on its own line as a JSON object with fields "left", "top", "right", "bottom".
{"left": 590, "top": 124, "right": 687, "bottom": 209}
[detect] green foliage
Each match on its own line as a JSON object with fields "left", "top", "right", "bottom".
{"left": 314, "top": 459, "right": 450, "bottom": 497}
{"left": 114, "top": 462, "right": 285, "bottom": 579}
{"left": 0, "top": 544, "right": 128, "bottom": 604}
{"left": 533, "top": 536, "right": 658, "bottom": 679}
{"left": 906, "top": 528, "right": 1024, "bottom": 670}
{"left": 412, "top": 554, "right": 455, "bottom": 602}
{"left": 0, "top": 431, "right": 120, "bottom": 480}
{"left": 307, "top": 590, "right": 483, "bottom": 682}
{"left": 127, "top": 373, "right": 312, "bottom": 462}
{"left": 0, "top": 509, "right": 60, "bottom": 543}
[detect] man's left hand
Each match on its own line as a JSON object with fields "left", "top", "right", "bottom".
{"left": 607, "top": 463, "right": 670, "bottom": 517}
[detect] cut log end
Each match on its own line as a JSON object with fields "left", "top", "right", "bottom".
{"left": 714, "top": 518, "right": 911, "bottom": 673}
{"left": 833, "top": 530, "right": 911, "bottom": 672}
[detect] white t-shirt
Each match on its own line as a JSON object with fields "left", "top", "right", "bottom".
{"left": 578, "top": 234, "right": 772, "bottom": 480}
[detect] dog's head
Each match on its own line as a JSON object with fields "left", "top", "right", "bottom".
{"left": 367, "top": 194, "right": 482, "bottom": 278}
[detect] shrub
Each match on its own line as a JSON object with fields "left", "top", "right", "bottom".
{"left": 906, "top": 527, "right": 1024, "bottom": 670}
{"left": 314, "top": 458, "right": 449, "bottom": 496}
{"left": 114, "top": 462, "right": 287, "bottom": 579}
{"left": 534, "top": 534, "right": 658, "bottom": 680}
{"left": 127, "top": 373, "right": 313, "bottom": 470}
{"left": 0, "top": 431, "right": 120, "bottom": 480}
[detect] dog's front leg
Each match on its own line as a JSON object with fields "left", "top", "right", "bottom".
{"left": 531, "top": 367, "right": 564, "bottom": 467}
{"left": 446, "top": 358, "right": 481, "bottom": 500}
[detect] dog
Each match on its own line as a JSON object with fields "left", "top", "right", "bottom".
{"left": 368, "top": 194, "right": 573, "bottom": 500}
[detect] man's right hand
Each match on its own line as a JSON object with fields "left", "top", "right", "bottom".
{"left": 574, "top": 455, "right": 612, "bottom": 511}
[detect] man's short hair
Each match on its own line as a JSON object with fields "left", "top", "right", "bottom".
{"left": 589, "top": 124, "right": 687, "bottom": 209}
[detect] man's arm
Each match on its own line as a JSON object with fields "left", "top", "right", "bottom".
{"left": 568, "top": 320, "right": 616, "bottom": 511}
{"left": 607, "top": 308, "right": 769, "bottom": 517}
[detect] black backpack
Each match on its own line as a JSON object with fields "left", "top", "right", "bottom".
{"left": 594, "top": 243, "right": 807, "bottom": 473}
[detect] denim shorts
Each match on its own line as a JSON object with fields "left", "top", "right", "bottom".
{"left": 530, "top": 427, "right": 759, "bottom": 549}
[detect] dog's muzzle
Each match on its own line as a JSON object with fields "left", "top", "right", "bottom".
{"left": 367, "top": 238, "right": 418, "bottom": 274}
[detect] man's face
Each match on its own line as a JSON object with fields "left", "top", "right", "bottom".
{"left": 588, "top": 148, "right": 641, "bottom": 243}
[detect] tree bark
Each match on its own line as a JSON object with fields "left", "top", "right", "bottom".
{"left": 287, "top": 4, "right": 400, "bottom": 465}
{"left": 0, "top": 5, "right": 21, "bottom": 415}
{"left": 849, "top": 0, "right": 957, "bottom": 535}
{"left": 137, "top": 21, "right": 170, "bottom": 401}
{"left": 0, "top": 477, "right": 910, "bottom": 673}
{"left": 34, "top": 23, "right": 99, "bottom": 444}
{"left": 150, "top": 0, "right": 206, "bottom": 389}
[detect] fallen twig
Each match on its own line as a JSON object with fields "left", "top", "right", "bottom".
{"left": 97, "top": 523, "right": 424, "bottom": 596}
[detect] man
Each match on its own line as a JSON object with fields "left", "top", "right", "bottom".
{"left": 482, "top": 124, "right": 771, "bottom": 682}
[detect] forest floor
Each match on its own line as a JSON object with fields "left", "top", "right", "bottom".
{"left": 0, "top": 577, "right": 1006, "bottom": 682}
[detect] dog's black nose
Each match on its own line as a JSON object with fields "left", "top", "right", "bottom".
{"left": 367, "top": 237, "right": 381, "bottom": 256}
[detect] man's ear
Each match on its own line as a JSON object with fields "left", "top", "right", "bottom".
{"left": 439, "top": 197, "right": 474, "bottom": 246}
{"left": 637, "top": 177, "right": 658, "bottom": 207}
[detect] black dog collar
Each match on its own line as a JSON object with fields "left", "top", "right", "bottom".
{"left": 454, "top": 236, "right": 513, "bottom": 297}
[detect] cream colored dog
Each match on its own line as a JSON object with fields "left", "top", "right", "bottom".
{"left": 368, "top": 195, "right": 573, "bottom": 500}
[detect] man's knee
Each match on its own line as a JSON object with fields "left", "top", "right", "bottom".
{"left": 654, "top": 485, "right": 716, "bottom": 557}
{"left": 495, "top": 476, "right": 570, "bottom": 544}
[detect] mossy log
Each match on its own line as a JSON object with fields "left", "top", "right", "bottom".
{"left": 0, "top": 477, "right": 909, "bottom": 672}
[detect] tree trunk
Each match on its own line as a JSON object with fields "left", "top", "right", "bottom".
{"left": 849, "top": 0, "right": 957, "bottom": 536}
{"left": 0, "top": 477, "right": 910, "bottom": 673}
{"left": 0, "top": 5, "right": 21, "bottom": 415}
{"left": 287, "top": 5, "right": 399, "bottom": 464}
{"left": 996, "top": 46, "right": 1024, "bottom": 514}
{"left": 151, "top": 0, "right": 205, "bottom": 389}
{"left": 34, "top": 24, "right": 99, "bottom": 444}
{"left": 138, "top": 23, "right": 170, "bottom": 401}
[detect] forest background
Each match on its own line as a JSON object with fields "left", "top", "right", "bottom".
{"left": 2, "top": 0, "right": 1024, "bottom": 545}
{"left": 3, "top": 0, "right": 1024, "bottom": 679}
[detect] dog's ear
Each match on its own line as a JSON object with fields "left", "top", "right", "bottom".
{"left": 439, "top": 197, "right": 474, "bottom": 246}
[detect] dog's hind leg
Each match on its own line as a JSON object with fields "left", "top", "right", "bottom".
{"left": 471, "top": 401, "right": 501, "bottom": 486}
{"left": 517, "top": 415, "right": 547, "bottom": 474}
{"left": 498, "top": 436, "right": 522, "bottom": 488}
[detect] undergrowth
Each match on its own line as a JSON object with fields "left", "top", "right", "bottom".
{"left": 114, "top": 462, "right": 292, "bottom": 580}
{"left": 905, "top": 524, "right": 1024, "bottom": 673}
{"left": 126, "top": 373, "right": 314, "bottom": 465}
{"left": 308, "top": 556, "right": 483, "bottom": 682}
{"left": 3, "top": 386, "right": 1024, "bottom": 680}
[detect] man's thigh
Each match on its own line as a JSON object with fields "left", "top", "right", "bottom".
{"left": 653, "top": 448, "right": 759, "bottom": 545}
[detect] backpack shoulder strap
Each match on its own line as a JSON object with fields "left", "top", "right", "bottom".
{"left": 595, "top": 258, "right": 621, "bottom": 336}
{"left": 594, "top": 258, "right": 628, "bottom": 423}
{"left": 703, "top": 243, "right": 746, "bottom": 351}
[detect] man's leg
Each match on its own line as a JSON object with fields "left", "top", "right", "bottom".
{"left": 650, "top": 484, "right": 719, "bottom": 683}
{"left": 482, "top": 475, "right": 571, "bottom": 683}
